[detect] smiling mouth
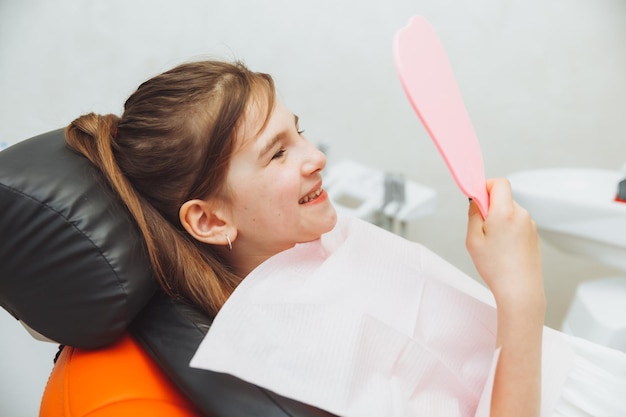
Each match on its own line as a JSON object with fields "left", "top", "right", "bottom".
{"left": 299, "top": 187, "right": 323, "bottom": 204}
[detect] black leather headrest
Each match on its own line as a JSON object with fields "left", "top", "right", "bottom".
{"left": 0, "top": 129, "right": 157, "bottom": 349}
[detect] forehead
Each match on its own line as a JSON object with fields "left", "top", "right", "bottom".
{"left": 236, "top": 97, "right": 291, "bottom": 151}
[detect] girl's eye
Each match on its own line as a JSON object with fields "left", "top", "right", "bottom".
{"left": 271, "top": 148, "right": 286, "bottom": 160}
{"left": 297, "top": 128, "right": 305, "bottom": 135}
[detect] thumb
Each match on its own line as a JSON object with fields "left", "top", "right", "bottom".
{"left": 467, "top": 198, "right": 485, "bottom": 243}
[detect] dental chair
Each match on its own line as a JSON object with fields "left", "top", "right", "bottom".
{"left": 0, "top": 129, "right": 335, "bottom": 416}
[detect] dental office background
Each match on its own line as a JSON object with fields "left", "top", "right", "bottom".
{"left": 1, "top": 0, "right": 625, "bottom": 415}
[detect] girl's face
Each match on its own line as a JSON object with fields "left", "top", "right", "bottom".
{"left": 223, "top": 99, "right": 337, "bottom": 272}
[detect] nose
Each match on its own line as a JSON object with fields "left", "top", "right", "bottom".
{"left": 301, "top": 140, "right": 326, "bottom": 176}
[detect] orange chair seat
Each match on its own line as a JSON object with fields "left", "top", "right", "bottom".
{"left": 40, "top": 333, "right": 201, "bottom": 416}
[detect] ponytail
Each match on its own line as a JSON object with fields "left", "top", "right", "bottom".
{"left": 66, "top": 113, "right": 239, "bottom": 316}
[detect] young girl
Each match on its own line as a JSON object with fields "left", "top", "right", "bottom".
{"left": 64, "top": 60, "right": 621, "bottom": 417}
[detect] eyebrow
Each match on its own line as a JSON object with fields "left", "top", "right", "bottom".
{"left": 258, "top": 135, "right": 281, "bottom": 161}
{"left": 257, "top": 114, "right": 299, "bottom": 160}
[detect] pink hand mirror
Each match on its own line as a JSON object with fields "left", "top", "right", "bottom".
{"left": 393, "top": 15, "right": 489, "bottom": 218}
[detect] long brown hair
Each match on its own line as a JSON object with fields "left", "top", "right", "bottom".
{"left": 65, "top": 60, "right": 275, "bottom": 316}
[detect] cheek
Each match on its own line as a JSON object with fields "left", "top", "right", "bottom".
{"left": 261, "top": 179, "right": 300, "bottom": 222}
{"left": 232, "top": 176, "right": 283, "bottom": 216}
{"left": 226, "top": 177, "right": 256, "bottom": 221}
{"left": 274, "top": 176, "right": 301, "bottom": 206}
{"left": 227, "top": 165, "right": 299, "bottom": 222}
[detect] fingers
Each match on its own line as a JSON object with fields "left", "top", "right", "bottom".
{"left": 485, "top": 178, "right": 514, "bottom": 215}
{"left": 466, "top": 198, "right": 485, "bottom": 244}
{"left": 467, "top": 178, "right": 512, "bottom": 240}
{"left": 466, "top": 178, "right": 521, "bottom": 256}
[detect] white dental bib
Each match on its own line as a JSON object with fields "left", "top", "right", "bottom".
{"left": 191, "top": 216, "right": 574, "bottom": 416}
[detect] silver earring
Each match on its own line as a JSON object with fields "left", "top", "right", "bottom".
{"left": 225, "top": 234, "right": 233, "bottom": 251}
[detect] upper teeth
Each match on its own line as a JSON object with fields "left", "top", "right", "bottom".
{"left": 299, "top": 188, "right": 322, "bottom": 204}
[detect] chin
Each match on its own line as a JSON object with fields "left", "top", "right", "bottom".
{"left": 322, "top": 207, "right": 338, "bottom": 231}
{"left": 302, "top": 214, "right": 338, "bottom": 243}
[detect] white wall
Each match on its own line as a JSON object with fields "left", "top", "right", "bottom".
{"left": 1, "top": 0, "right": 625, "bottom": 415}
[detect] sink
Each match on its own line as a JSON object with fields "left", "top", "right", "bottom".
{"left": 508, "top": 168, "right": 626, "bottom": 271}
{"left": 508, "top": 167, "right": 626, "bottom": 351}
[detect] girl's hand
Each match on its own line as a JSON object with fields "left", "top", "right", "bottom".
{"left": 466, "top": 178, "right": 544, "bottom": 310}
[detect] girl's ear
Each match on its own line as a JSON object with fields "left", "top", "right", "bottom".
{"left": 179, "top": 199, "right": 236, "bottom": 247}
